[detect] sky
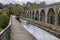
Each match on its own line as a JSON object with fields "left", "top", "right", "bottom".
{"left": 15, "top": 0, "right": 60, "bottom": 3}
{"left": 0, "top": 0, "right": 60, "bottom": 4}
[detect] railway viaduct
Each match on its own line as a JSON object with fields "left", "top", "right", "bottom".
{"left": 0, "top": 2, "right": 60, "bottom": 40}
{"left": 26, "top": 2, "right": 60, "bottom": 26}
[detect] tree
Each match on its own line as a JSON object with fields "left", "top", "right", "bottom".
{"left": 40, "top": 1, "right": 46, "bottom": 7}
{"left": 0, "top": 3, "right": 4, "bottom": 9}
{"left": 2, "top": 8, "right": 9, "bottom": 16}
{"left": 0, "top": 8, "right": 9, "bottom": 29}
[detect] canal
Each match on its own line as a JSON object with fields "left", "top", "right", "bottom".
{"left": 20, "top": 18, "right": 60, "bottom": 40}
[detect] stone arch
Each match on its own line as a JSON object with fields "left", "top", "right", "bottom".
{"left": 58, "top": 12, "right": 60, "bottom": 25}
{"left": 47, "top": 8, "right": 55, "bottom": 24}
{"left": 40, "top": 9, "right": 45, "bottom": 22}
{"left": 32, "top": 11, "right": 34, "bottom": 19}
{"left": 35, "top": 10, "right": 39, "bottom": 20}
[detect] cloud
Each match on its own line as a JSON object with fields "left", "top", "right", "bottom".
{"left": 15, "top": 0, "right": 60, "bottom": 4}
{"left": 0, "top": 0, "right": 16, "bottom": 4}
{"left": 0, "top": 0, "right": 60, "bottom": 4}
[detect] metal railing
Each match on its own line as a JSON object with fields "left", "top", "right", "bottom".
{"left": 0, "top": 17, "right": 11, "bottom": 40}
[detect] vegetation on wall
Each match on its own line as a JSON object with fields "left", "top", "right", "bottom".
{"left": 55, "top": 5, "right": 59, "bottom": 20}
{"left": 55, "top": 6, "right": 59, "bottom": 17}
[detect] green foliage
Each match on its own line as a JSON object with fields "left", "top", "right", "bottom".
{"left": 40, "top": 1, "right": 46, "bottom": 7}
{"left": 0, "top": 3, "right": 4, "bottom": 9}
{"left": 21, "top": 12, "right": 28, "bottom": 18}
{"left": 2, "top": 8, "right": 9, "bottom": 15}
{"left": 55, "top": 6, "right": 59, "bottom": 17}
{"left": 0, "top": 8, "right": 9, "bottom": 30}
{"left": 0, "top": 27, "right": 2, "bottom": 32}
{"left": 23, "top": 1, "right": 46, "bottom": 10}
{"left": 4, "top": 4, "right": 24, "bottom": 15}
{"left": 0, "top": 14, "right": 9, "bottom": 29}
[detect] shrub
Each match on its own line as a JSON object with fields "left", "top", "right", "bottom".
{"left": 0, "top": 14, "right": 9, "bottom": 29}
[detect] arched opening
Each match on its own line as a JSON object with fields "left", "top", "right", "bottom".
{"left": 40, "top": 10, "right": 45, "bottom": 22}
{"left": 47, "top": 8, "right": 55, "bottom": 24}
{"left": 32, "top": 11, "right": 34, "bottom": 19}
{"left": 58, "top": 12, "right": 60, "bottom": 25}
{"left": 35, "top": 10, "right": 39, "bottom": 20}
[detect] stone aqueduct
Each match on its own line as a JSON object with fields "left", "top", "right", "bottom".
{"left": 26, "top": 2, "right": 60, "bottom": 26}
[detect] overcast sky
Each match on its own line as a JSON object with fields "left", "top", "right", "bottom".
{"left": 0, "top": 0, "right": 60, "bottom": 4}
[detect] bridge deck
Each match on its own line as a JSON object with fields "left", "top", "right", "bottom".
{"left": 10, "top": 16, "right": 36, "bottom": 40}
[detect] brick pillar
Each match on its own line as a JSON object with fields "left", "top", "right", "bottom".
{"left": 39, "top": 11, "right": 40, "bottom": 22}
{"left": 34, "top": 10, "right": 36, "bottom": 20}
{"left": 28, "top": 11, "right": 30, "bottom": 18}
{"left": 55, "top": 16, "right": 58, "bottom": 25}
{"left": 31, "top": 11, "right": 32, "bottom": 19}
{"left": 34, "top": 11, "right": 36, "bottom": 20}
{"left": 31, "top": 11, "right": 33, "bottom": 19}
{"left": 45, "top": 11, "right": 48, "bottom": 24}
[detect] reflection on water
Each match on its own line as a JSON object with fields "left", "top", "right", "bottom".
{"left": 20, "top": 19, "right": 60, "bottom": 40}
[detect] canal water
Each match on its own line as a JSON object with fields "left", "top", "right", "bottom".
{"left": 20, "top": 19, "right": 60, "bottom": 40}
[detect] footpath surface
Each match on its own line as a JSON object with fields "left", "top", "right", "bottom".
{"left": 10, "top": 16, "right": 36, "bottom": 40}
